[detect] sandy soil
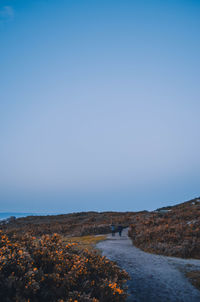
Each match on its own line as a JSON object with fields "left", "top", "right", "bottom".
{"left": 97, "top": 228, "right": 200, "bottom": 302}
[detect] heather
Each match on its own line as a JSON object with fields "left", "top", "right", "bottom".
{"left": 128, "top": 198, "right": 200, "bottom": 259}
{"left": 0, "top": 211, "right": 139, "bottom": 237}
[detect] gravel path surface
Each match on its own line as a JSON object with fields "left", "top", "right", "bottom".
{"left": 97, "top": 228, "right": 200, "bottom": 302}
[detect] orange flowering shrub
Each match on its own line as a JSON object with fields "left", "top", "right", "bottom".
{"left": 0, "top": 231, "right": 129, "bottom": 302}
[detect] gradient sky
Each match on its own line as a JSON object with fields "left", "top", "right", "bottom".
{"left": 0, "top": 0, "right": 200, "bottom": 213}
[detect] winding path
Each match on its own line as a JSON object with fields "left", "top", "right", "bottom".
{"left": 97, "top": 228, "right": 200, "bottom": 302}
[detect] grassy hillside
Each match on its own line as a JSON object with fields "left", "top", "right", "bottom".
{"left": 0, "top": 211, "right": 141, "bottom": 237}
{"left": 128, "top": 197, "right": 200, "bottom": 259}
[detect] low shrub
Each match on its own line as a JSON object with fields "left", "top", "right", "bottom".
{"left": 128, "top": 198, "right": 200, "bottom": 259}
{"left": 0, "top": 231, "right": 129, "bottom": 302}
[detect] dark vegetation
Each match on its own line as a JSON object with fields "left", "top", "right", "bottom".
{"left": 128, "top": 197, "right": 200, "bottom": 259}
{"left": 0, "top": 211, "right": 140, "bottom": 237}
{"left": 185, "top": 271, "right": 200, "bottom": 290}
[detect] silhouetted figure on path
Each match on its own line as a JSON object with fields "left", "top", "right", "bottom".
{"left": 111, "top": 224, "right": 116, "bottom": 236}
{"left": 118, "top": 224, "right": 123, "bottom": 237}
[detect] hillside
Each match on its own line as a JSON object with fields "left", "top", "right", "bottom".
{"left": 128, "top": 197, "right": 200, "bottom": 259}
{"left": 0, "top": 211, "right": 141, "bottom": 237}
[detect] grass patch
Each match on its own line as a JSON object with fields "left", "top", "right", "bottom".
{"left": 63, "top": 234, "right": 107, "bottom": 250}
{"left": 186, "top": 271, "right": 200, "bottom": 290}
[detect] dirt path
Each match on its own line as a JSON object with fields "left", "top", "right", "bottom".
{"left": 97, "top": 228, "right": 200, "bottom": 302}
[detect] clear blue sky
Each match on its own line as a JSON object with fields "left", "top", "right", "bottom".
{"left": 0, "top": 0, "right": 200, "bottom": 213}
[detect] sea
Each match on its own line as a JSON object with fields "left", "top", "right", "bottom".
{"left": 0, "top": 212, "right": 41, "bottom": 221}
{"left": 0, "top": 212, "right": 63, "bottom": 221}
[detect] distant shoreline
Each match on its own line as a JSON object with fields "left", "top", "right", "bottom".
{"left": 0, "top": 212, "right": 57, "bottom": 221}
{"left": 0, "top": 213, "right": 36, "bottom": 221}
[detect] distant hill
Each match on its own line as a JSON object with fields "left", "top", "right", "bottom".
{"left": 0, "top": 210, "right": 141, "bottom": 237}
{"left": 156, "top": 197, "right": 200, "bottom": 211}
